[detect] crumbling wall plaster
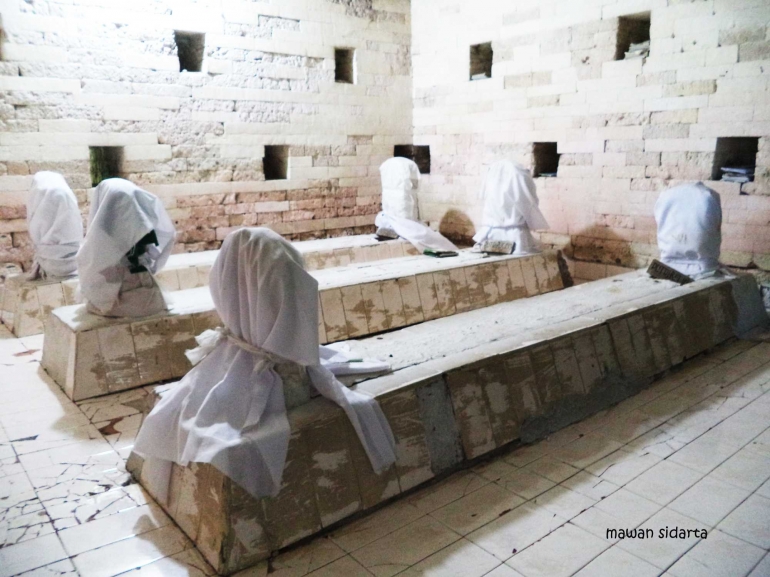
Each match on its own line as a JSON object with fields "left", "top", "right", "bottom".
{"left": 412, "top": 0, "right": 770, "bottom": 275}
{"left": 0, "top": 0, "right": 412, "bottom": 275}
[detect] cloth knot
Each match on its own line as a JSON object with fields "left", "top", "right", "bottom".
{"left": 185, "top": 327, "right": 288, "bottom": 367}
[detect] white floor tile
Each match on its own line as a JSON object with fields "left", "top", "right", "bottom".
{"left": 330, "top": 499, "right": 423, "bottom": 553}
{"left": 667, "top": 529, "right": 765, "bottom": 577}
{"left": 616, "top": 508, "right": 710, "bottom": 569}
{"left": 668, "top": 475, "right": 751, "bottom": 527}
{"left": 718, "top": 493, "right": 770, "bottom": 549}
{"left": 0, "top": 533, "right": 68, "bottom": 577}
{"left": 399, "top": 538, "right": 501, "bottom": 577}
{"left": 573, "top": 546, "right": 659, "bottom": 577}
{"left": 429, "top": 482, "right": 524, "bottom": 536}
{"left": 58, "top": 502, "right": 171, "bottom": 556}
{"left": 495, "top": 468, "right": 556, "bottom": 500}
{"left": 350, "top": 515, "right": 461, "bottom": 577}
{"left": 466, "top": 503, "right": 567, "bottom": 561}
{"left": 625, "top": 460, "right": 703, "bottom": 505}
{"left": 71, "top": 525, "right": 190, "bottom": 577}
{"left": 506, "top": 523, "right": 609, "bottom": 577}
{"left": 407, "top": 471, "right": 489, "bottom": 514}
{"left": 531, "top": 486, "right": 597, "bottom": 520}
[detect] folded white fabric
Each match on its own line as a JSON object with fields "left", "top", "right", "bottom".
{"left": 654, "top": 182, "right": 722, "bottom": 279}
{"left": 319, "top": 342, "right": 391, "bottom": 375}
{"left": 377, "top": 157, "right": 457, "bottom": 254}
{"left": 473, "top": 160, "right": 549, "bottom": 255}
{"left": 26, "top": 171, "right": 83, "bottom": 279}
{"left": 133, "top": 227, "right": 397, "bottom": 500}
{"left": 78, "top": 178, "right": 175, "bottom": 317}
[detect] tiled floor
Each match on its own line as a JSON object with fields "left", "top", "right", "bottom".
{"left": 1, "top": 324, "right": 769, "bottom": 577}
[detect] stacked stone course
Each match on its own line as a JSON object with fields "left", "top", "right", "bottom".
{"left": 412, "top": 0, "right": 770, "bottom": 280}
{"left": 2, "top": 0, "right": 770, "bottom": 282}
{"left": 0, "top": 0, "right": 412, "bottom": 276}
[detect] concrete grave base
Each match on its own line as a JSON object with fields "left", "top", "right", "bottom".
{"left": 1, "top": 235, "right": 413, "bottom": 337}
{"left": 41, "top": 250, "right": 565, "bottom": 401}
{"left": 128, "top": 272, "right": 768, "bottom": 575}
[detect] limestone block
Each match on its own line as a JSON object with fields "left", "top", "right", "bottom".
{"left": 530, "top": 343, "right": 562, "bottom": 407}
{"left": 42, "top": 251, "right": 565, "bottom": 400}
{"left": 397, "top": 275, "right": 425, "bottom": 325}
{"left": 2, "top": 236, "right": 411, "bottom": 337}
{"left": 379, "top": 389, "right": 434, "bottom": 491}
{"left": 446, "top": 366, "right": 496, "bottom": 459}
{"left": 128, "top": 272, "right": 757, "bottom": 574}
{"left": 478, "top": 362, "right": 521, "bottom": 447}
{"left": 551, "top": 336, "right": 585, "bottom": 396}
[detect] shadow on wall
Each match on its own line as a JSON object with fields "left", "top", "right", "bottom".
{"left": 568, "top": 224, "right": 657, "bottom": 271}
{"left": 434, "top": 209, "right": 657, "bottom": 278}
{"left": 438, "top": 209, "right": 476, "bottom": 246}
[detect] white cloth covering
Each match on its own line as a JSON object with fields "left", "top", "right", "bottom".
{"left": 133, "top": 227, "right": 397, "bottom": 500}
{"left": 26, "top": 172, "right": 83, "bottom": 279}
{"left": 78, "top": 179, "right": 175, "bottom": 317}
{"left": 473, "top": 160, "right": 549, "bottom": 255}
{"left": 376, "top": 157, "right": 457, "bottom": 253}
{"left": 654, "top": 182, "right": 722, "bottom": 278}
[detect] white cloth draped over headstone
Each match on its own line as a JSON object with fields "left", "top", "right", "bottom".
{"left": 78, "top": 178, "right": 175, "bottom": 317}
{"left": 654, "top": 182, "right": 722, "bottom": 278}
{"left": 473, "top": 160, "right": 550, "bottom": 255}
{"left": 375, "top": 157, "right": 457, "bottom": 253}
{"left": 26, "top": 171, "right": 83, "bottom": 279}
{"left": 133, "top": 227, "right": 397, "bottom": 501}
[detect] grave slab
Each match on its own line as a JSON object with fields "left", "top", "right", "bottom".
{"left": 42, "top": 250, "right": 565, "bottom": 400}
{"left": 1, "top": 235, "right": 413, "bottom": 337}
{"left": 127, "top": 272, "right": 767, "bottom": 575}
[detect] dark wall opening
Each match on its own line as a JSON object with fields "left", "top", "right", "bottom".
{"left": 470, "top": 42, "right": 493, "bottom": 80}
{"left": 89, "top": 146, "right": 123, "bottom": 187}
{"left": 264, "top": 145, "right": 289, "bottom": 180}
{"left": 175, "top": 31, "right": 205, "bottom": 72}
{"left": 533, "top": 142, "right": 560, "bottom": 177}
{"left": 394, "top": 145, "right": 431, "bottom": 174}
{"left": 335, "top": 48, "right": 355, "bottom": 84}
{"left": 712, "top": 137, "right": 758, "bottom": 182}
{"left": 615, "top": 14, "right": 651, "bottom": 60}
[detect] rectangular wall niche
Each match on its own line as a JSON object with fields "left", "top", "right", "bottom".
{"left": 335, "top": 48, "right": 355, "bottom": 84}
{"left": 175, "top": 31, "right": 205, "bottom": 72}
{"left": 263, "top": 145, "right": 289, "bottom": 181}
{"left": 712, "top": 137, "right": 758, "bottom": 182}
{"left": 615, "top": 13, "right": 651, "bottom": 60}
{"left": 470, "top": 43, "right": 493, "bottom": 80}
{"left": 89, "top": 147, "right": 123, "bottom": 187}
{"left": 394, "top": 145, "right": 431, "bottom": 174}
{"left": 533, "top": 142, "right": 560, "bottom": 178}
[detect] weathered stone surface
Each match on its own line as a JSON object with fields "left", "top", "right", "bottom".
{"left": 1, "top": 235, "right": 411, "bottom": 337}
{"left": 128, "top": 272, "right": 766, "bottom": 575}
{"left": 0, "top": 0, "right": 412, "bottom": 272}
{"left": 41, "top": 250, "right": 565, "bottom": 400}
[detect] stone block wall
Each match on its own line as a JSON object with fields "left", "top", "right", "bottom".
{"left": 412, "top": 0, "right": 770, "bottom": 274}
{"left": 3, "top": 0, "right": 769, "bottom": 281}
{"left": 0, "top": 0, "right": 412, "bottom": 274}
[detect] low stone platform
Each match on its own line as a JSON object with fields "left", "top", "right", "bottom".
{"left": 127, "top": 272, "right": 767, "bottom": 575}
{"left": 41, "top": 250, "right": 565, "bottom": 401}
{"left": 0, "top": 235, "right": 412, "bottom": 337}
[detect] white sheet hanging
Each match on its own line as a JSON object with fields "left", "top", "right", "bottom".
{"left": 26, "top": 172, "right": 83, "bottom": 279}
{"left": 133, "top": 227, "right": 397, "bottom": 500}
{"left": 654, "top": 182, "right": 722, "bottom": 278}
{"left": 377, "top": 157, "right": 457, "bottom": 253}
{"left": 473, "top": 160, "right": 549, "bottom": 255}
{"left": 380, "top": 157, "right": 420, "bottom": 221}
{"left": 78, "top": 179, "right": 175, "bottom": 317}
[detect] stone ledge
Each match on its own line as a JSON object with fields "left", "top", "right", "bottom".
{"left": 41, "top": 250, "right": 564, "bottom": 400}
{"left": 127, "top": 273, "right": 767, "bottom": 575}
{"left": 1, "top": 235, "right": 412, "bottom": 337}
